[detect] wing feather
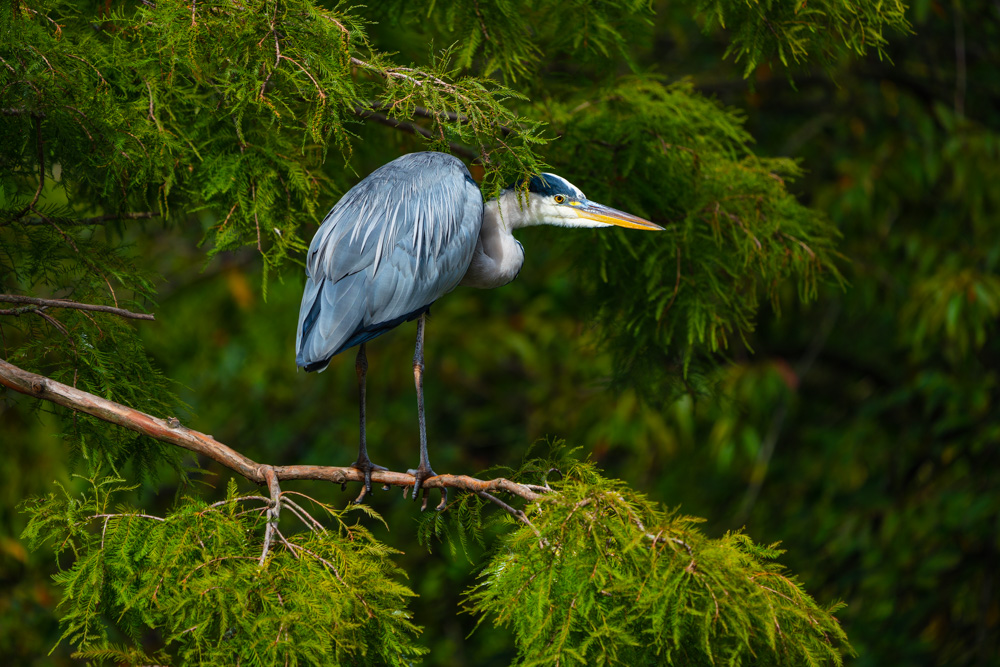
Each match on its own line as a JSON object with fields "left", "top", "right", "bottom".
{"left": 295, "top": 152, "right": 483, "bottom": 371}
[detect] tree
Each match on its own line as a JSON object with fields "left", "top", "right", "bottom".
{"left": 2, "top": 0, "right": 958, "bottom": 665}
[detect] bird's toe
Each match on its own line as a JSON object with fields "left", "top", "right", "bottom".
{"left": 350, "top": 457, "right": 387, "bottom": 503}
{"left": 407, "top": 465, "right": 446, "bottom": 511}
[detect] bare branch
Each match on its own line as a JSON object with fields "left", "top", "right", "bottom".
{"left": 259, "top": 467, "right": 281, "bottom": 566}
{"left": 476, "top": 490, "right": 548, "bottom": 548}
{"left": 280, "top": 495, "right": 327, "bottom": 533}
{"left": 0, "top": 294, "right": 155, "bottom": 321}
{"left": 0, "top": 359, "right": 544, "bottom": 504}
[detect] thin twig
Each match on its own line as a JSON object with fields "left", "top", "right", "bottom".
{"left": 278, "top": 55, "right": 326, "bottom": 99}
{"left": 18, "top": 211, "right": 160, "bottom": 226}
{"left": 662, "top": 246, "right": 682, "bottom": 318}
{"left": 32, "top": 309, "right": 69, "bottom": 338}
{"left": 280, "top": 496, "right": 326, "bottom": 533}
{"left": 181, "top": 556, "right": 259, "bottom": 584}
{"left": 65, "top": 54, "right": 108, "bottom": 86}
{"left": 476, "top": 490, "right": 548, "bottom": 548}
{"left": 144, "top": 78, "right": 158, "bottom": 126}
{"left": 10, "top": 116, "right": 44, "bottom": 222}
{"left": 251, "top": 183, "right": 262, "bottom": 252}
{"left": 273, "top": 528, "right": 299, "bottom": 558}
{"left": 205, "top": 495, "right": 270, "bottom": 510}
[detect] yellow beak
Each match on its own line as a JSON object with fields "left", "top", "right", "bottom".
{"left": 573, "top": 200, "right": 664, "bottom": 231}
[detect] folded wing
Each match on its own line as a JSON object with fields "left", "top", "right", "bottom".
{"left": 296, "top": 152, "right": 483, "bottom": 371}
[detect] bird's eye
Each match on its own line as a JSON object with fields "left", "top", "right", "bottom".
{"left": 554, "top": 195, "right": 566, "bottom": 204}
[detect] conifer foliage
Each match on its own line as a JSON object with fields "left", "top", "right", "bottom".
{"left": 2, "top": 0, "right": 909, "bottom": 664}
{"left": 468, "top": 460, "right": 849, "bottom": 666}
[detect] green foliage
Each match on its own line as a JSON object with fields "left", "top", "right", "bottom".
{"left": 21, "top": 462, "right": 851, "bottom": 666}
{"left": 0, "top": 222, "right": 180, "bottom": 478}
{"left": 469, "top": 462, "right": 849, "bottom": 666}
{"left": 693, "top": 0, "right": 910, "bottom": 76}
{"left": 534, "top": 76, "right": 843, "bottom": 395}
{"left": 0, "top": 0, "right": 547, "bottom": 278}
{"left": 376, "top": 0, "right": 656, "bottom": 81}
{"left": 22, "top": 475, "right": 424, "bottom": 665}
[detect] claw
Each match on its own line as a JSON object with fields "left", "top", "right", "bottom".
{"left": 435, "top": 487, "right": 448, "bottom": 512}
{"left": 407, "top": 465, "right": 447, "bottom": 511}
{"left": 407, "top": 464, "right": 437, "bottom": 501}
{"left": 420, "top": 488, "right": 429, "bottom": 512}
{"left": 350, "top": 456, "right": 387, "bottom": 504}
{"left": 353, "top": 485, "right": 369, "bottom": 504}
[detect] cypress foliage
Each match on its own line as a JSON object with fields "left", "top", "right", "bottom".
{"left": 22, "top": 476, "right": 425, "bottom": 665}
{"left": 468, "top": 461, "right": 850, "bottom": 666}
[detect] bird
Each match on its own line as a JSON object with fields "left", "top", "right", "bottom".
{"left": 295, "top": 151, "right": 662, "bottom": 509}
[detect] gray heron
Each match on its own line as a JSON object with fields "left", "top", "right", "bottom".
{"left": 295, "top": 151, "right": 662, "bottom": 508}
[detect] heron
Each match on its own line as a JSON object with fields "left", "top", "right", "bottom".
{"left": 295, "top": 151, "right": 662, "bottom": 508}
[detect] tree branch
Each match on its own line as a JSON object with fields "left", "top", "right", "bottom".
{"left": 0, "top": 295, "right": 154, "bottom": 321}
{"left": 259, "top": 466, "right": 281, "bottom": 565}
{"left": 18, "top": 211, "right": 160, "bottom": 226}
{"left": 1, "top": 108, "right": 46, "bottom": 117}
{"left": 352, "top": 106, "right": 479, "bottom": 162}
{"left": 396, "top": 104, "right": 514, "bottom": 137}
{"left": 0, "top": 358, "right": 543, "bottom": 504}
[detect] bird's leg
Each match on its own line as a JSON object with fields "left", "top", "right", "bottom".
{"left": 408, "top": 313, "right": 447, "bottom": 510}
{"left": 351, "top": 343, "right": 385, "bottom": 504}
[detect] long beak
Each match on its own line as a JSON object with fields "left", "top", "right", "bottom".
{"left": 574, "top": 200, "right": 664, "bottom": 231}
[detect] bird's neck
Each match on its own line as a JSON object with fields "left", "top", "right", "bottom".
{"left": 459, "top": 197, "right": 526, "bottom": 289}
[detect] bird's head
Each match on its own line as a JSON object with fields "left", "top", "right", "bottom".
{"left": 500, "top": 173, "right": 664, "bottom": 231}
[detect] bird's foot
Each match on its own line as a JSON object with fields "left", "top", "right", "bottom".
{"left": 350, "top": 456, "right": 388, "bottom": 504}
{"left": 406, "top": 464, "right": 447, "bottom": 511}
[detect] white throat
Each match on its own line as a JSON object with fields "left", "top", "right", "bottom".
{"left": 458, "top": 186, "right": 612, "bottom": 290}
{"left": 459, "top": 196, "right": 525, "bottom": 289}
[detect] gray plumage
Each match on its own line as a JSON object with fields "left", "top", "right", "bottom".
{"left": 296, "top": 152, "right": 483, "bottom": 372}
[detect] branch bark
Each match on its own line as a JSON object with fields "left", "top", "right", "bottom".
{"left": 0, "top": 295, "right": 155, "bottom": 321}
{"left": 0, "top": 358, "right": 542, "bottom": 503}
